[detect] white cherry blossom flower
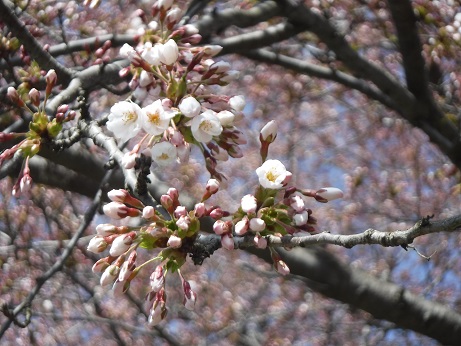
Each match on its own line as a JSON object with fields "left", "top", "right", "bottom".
{"left": 191, "top": 110, "right": 222, "bottom": 143}
{"left": 151, "top": 141, "right": 177, "bottom": 166}
{"left": 142, "top": 99, "right": 176, "bottom": 136}
{"left": 141, "top": 42, "right": 161, "bottom": 65}
{"left": 256, "top": 159, "right": 291, "bottom": 190}
{"left": 106, "top": 101, "right": 142, "bottom": 143}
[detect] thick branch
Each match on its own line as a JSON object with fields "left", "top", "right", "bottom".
{"left": 386, "top": 0, "right": 430, "bottom": 99}
{"left": 0, "top": 0, "right": 73, "bottom": 83}
{"left": 242, "top": 49, "right": 397, "bottom": 110}
{"left": 271, "top": 247, "right": 461, "bottom": 345}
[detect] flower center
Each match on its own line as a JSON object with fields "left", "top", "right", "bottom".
{"left": 123, "top": 111, "right": 137, "bottom": 123}
{"left": 147, "top": 111, "right": 161, "bottom": 125}
{"left": 199, "top": 120, "right": 213, "bottom": 132}
{"left": 266, "top": 170, "right": 277, "bottom": 182}
{"left": 158, "top": 153, "right": 169, "bottom": 160}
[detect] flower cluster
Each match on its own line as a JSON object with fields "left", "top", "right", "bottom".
{"left": 88, "top": 179, "right": 225, "bottom": 326}
{"left": 107, "top": 0, "right": 246, "bottom": 179}
{"left": 3, "top": 69, "right": 76, "bottom": 197}
{"left": 226, "top": 120, "right": 344, "bottom": 275}
{"left": 90, "top": 0, "right": 344, "bottom": 327}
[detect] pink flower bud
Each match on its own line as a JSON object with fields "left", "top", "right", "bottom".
{"left": 293, "top": 211, "right": 308, "bottom": 226}
{"left": 176, "top": 215, "right": 190, "bottom": 231}
{"left": 290, "top": 195, "right": 305, "bottom": 212}
{"left": 182, "top": 280, "right": 197, "bottom": 311}
{"left": 143, "top": 206, "right": 156, "bottom": 219}
{"left": 7, "top": 87, "right": 24, "bottom": 107}
{"left": 150, "top": 266, "right": 164, "bottom": 292}
{"left": 206, "top": 178, "right": 220, "bottom": 194}
{"left": 209, "top": 207, "right": 224, "bottom": 219}
{"left": 174, "top": 205, "right": 187, "bottom": 218}
{"left": 203, "top": 45, "right": 223, "bottom": 56}
{"left": 103, "top": 202, "right": 141, "bottom": 219}
{"left": 221, "top": 233, "right": 234, "bottom": 250}
{"left": 108, "top": 189, "right": 130, "bottom": 202}
{"left": 254, "top": 234, "right": 267, "bottom": 249}
{"left": 167, "top": 235, "right": 182, "bottom": 248}
{"left": 213, "top": 220, "right": 229, "bottom": 235}
{"left": 28, "top": 88, "right": 40, "bottom": 106}
{"left": 275, "top": 260, "right": 290, "bottom": 276}
{"left": 194, "top": 202, "right": 206, "bottom": 217}
{"left": 160, "top": 194, "right": 174, "bottom": 214}
{"left": 109, "top": 232, "right": 136, "bottom": 257}
{"left": 92, "top": 257, "right": 110, "bottom": 273}
{"left": 45, "top": 69, "right": 57, "bottom": 95}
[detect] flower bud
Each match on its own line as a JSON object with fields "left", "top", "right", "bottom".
{"left": 213, "top": 220, "right": 229, "bottom": 235}
{"left": 241, "top": 194, "right": 257, "bottom": 214}
{"left": 87, "top": 236, "right": 108, "bottom": 253}
{"left": 167, "top": 235, "right": 182, "bottom": 248}
{"left": 315, "top": 187, "right": 344, "bottom": 202}
{"left": 221, "top": 233, "right": 234, "bottom": 250}
{"left": 249, "top": 218, "right": 266, "bottom": 232}
{"left": 150, "top": 266, "right": 164, "bottom": 292}
{"left": 234, "top": 217, "right": 249, "bottom": 236}
{"left": 260, "top": 120, "right": 277, "bottom": 143}
{"left": 254, "top": 234, "right": 267, "bottom": 249}
{"left": 229, "top": 95, "right": 245, "bottom": 112}
{"left": 194, "top": 202, "right": 206, "bottom": 217}
{"left": 143, "top": 206, "right": 156, "bottom": 219}
{"left": 182, "top": 280, "right": 197, "bottom": 311}
{"left": 28, "top": 88, "right": 40, "bottom": 106}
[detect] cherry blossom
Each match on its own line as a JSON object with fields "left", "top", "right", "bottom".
{"left": 106, "top": 101, "right": 142, "bottom": 143}
{"left": 151, "top": 141, "right": 177, "bottom": 166}
{"left": 190, "top": 110, "right": 223, "bottom": 143}
{"left": 141, "top": 99, "right": 176, "bottom": 136}
{"left": 256, "top": 159, "right": 291, "bottom": 190}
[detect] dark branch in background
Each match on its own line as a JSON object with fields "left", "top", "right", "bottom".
{"left": 386, "top": 0, "right": 431, "bottom": 100}
{"left": 0, "top": 0, "right": 73, "bottom": 84}
{"left": 255, "top": 246, "right": 461, "bottom": 345}
{"left": 195, "top": 1, "right": 281, "bottom": 40}
{"left": 242, "top": 49, "right": 397, "bottom": 110}
{"left": 216, "top": 22, "right": 304, "bottom": 55}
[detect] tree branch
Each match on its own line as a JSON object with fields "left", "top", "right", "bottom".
{"left": 0, "top": 167, "right": 115, "bottom": 338}
{"left": 242, "top": 49, "right": 397, "bottom": 110}
{"left": 258, "top": 214, "right": 461, "bottom": 249}
{"left": 0, "top": 0, "right": 73, "bottom": 84}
